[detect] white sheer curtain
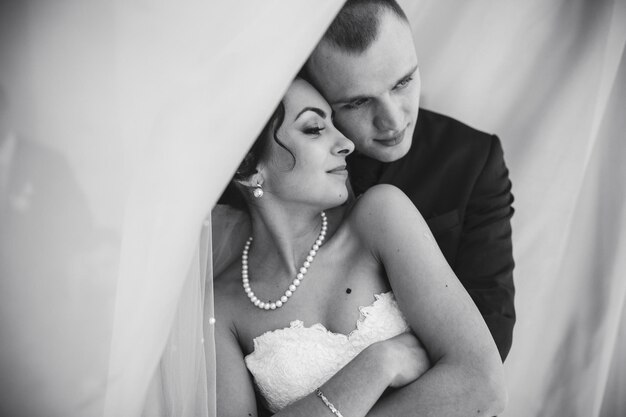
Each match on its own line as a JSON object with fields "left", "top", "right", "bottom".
{"left": 1, "top": 1, "right": 625, "bottom": 416}
{"left": 1, "top": 2, "right": 118, "bottom": 417}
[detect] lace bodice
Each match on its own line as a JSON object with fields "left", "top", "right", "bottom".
{"left": 244, "top": 292, "right": 410, "bottom": 413}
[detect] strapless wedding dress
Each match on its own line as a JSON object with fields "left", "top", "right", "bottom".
{"left": 244, "top": 292, "right": 410, "bottom": 413}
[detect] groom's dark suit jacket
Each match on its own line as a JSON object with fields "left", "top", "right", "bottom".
{"left": 349, "top": 108, "right": 515, "bottom": 360}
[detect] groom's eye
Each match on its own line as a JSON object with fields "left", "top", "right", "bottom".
{"left": 394, "top": 76, "right": 413, "bottom": 90}
{"left": 344, "top": 98, "right": 369, "bottom": 110}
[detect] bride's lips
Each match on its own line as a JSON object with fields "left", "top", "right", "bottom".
{"left": 374, "top": 128, "right": 406, "bottom": 147}
{"left": 327, "top": 165, "right": 348, "bottom": 176}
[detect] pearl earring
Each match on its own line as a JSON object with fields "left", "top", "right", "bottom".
{"left": 253, "top": 184, "right": 264, "bottom": 198}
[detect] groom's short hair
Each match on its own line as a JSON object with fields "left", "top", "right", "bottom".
{"left": 322, "top": 0, "right": 408, "bottom": 53}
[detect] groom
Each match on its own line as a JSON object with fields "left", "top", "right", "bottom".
{"left": 302, "top": 0, "right": 515, "bottom": 361}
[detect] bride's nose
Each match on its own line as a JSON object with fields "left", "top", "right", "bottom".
{"left": 333, "top": 131, "right": 355, "bottom": 156}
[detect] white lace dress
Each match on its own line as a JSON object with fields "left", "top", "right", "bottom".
{"left": 244, "top": 292, "right": 410, "bottom": 413}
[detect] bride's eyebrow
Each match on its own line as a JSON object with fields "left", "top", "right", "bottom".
{"left": 294, "top": 107, "right": 327, "bottom": 121}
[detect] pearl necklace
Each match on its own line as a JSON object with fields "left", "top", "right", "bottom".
{"left": 242, "top": 211, "right": 328, "bottom": 311}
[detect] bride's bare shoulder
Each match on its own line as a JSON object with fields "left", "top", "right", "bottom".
{"left": 349, "top": 184, "right": 417, "bottom": 219}
{"left": 345, "top": 184, "right": 423, "bottom": 240}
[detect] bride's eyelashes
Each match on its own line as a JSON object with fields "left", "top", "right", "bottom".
{"left": 302, "top": 124, "right": 325, "bottom": 136}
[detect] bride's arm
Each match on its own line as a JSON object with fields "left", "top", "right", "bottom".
{"left": 214, "top": 316, "right": 258, "bottom": 417}
{"left": 215, "top": 311, "right": 426, "bottom": 417}
{"left": 352, "top": 185, "right": 507, "bottom": 417}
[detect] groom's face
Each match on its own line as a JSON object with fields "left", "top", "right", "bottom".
{"left": 306, "top": 12, "right": 420, "bottom": 163}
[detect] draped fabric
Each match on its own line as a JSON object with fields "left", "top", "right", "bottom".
{"left": 105, "top": 1, "right": 345, "bottom": 416}
{"left": 398, "top": 1, "right": 626, "bottom": 415}
{"left": 0, "top": 1, "right": 624, "bottom": 416}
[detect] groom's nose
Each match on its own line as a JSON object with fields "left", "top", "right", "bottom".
{"left": 374, "top": 95, "right": 404, "bottom": 132}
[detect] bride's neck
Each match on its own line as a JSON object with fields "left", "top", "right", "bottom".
{"left": 246, "top": 204, "right": 326, "bottom": 280}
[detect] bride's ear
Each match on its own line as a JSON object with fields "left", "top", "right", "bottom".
{"left": 234, "top": 171, "right": 265, "bottom": 195}
{"left": 236, "top": 173, "right": 262, "bottom": 188}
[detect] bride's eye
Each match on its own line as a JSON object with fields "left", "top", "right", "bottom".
{"left": 303, "top": 125, "right": 325, "bottom": 136}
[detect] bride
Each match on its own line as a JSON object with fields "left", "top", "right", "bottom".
{"left": 213, "top": 78, "right": 506, "bottom": 416}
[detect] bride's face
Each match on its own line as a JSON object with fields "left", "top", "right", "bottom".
{"left": 260, "top": 79, "right": 354, "bottom": 209}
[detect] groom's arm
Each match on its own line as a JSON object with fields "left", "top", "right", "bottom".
{"left": 454, "top": 135, "right": 515, "bottom": 361}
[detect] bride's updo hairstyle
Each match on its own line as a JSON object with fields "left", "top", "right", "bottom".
{"left": 225, "top": 87, "right": 301, "bottom": 209}
{"left": 233, "top": 101, "right": 286, "bottom": 182}
{"left": 220, "top": 78, "right": 304, "bottom": 208}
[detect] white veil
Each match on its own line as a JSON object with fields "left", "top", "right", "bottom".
{"left": 141, "top": 206, "right": 250, "bottom": 417}
{"left": 141, "top": 220, "right": 212, "bottom": 417}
